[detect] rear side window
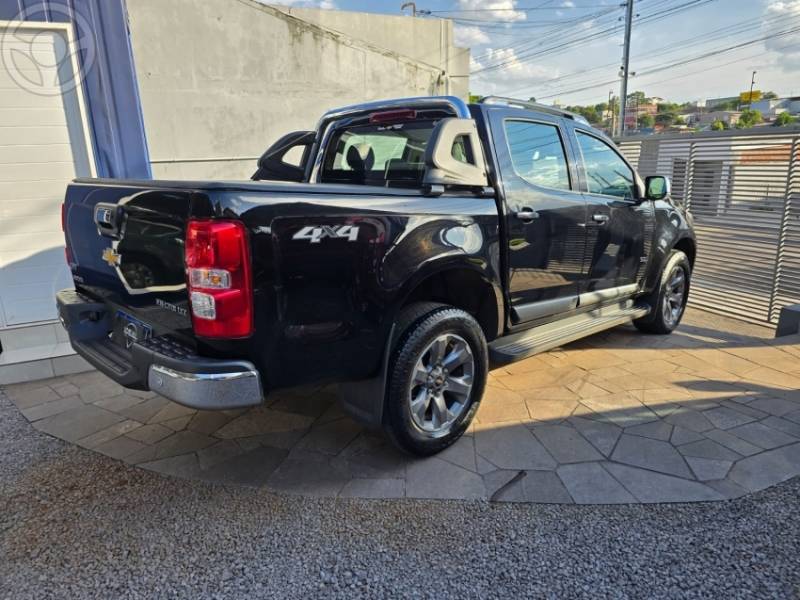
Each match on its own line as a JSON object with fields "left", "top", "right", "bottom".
{"left": 504, "top": 120, "right": 570, "bottom": 191}
{"left": 576, "top": 131, "right": 635, "bottom": 200}
{"left": 320, "top": 120, "right": 436, "bottom": 187}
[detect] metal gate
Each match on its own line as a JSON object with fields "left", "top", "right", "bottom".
{"left": 618, "top": 129, "right": 800, "bottom": 326}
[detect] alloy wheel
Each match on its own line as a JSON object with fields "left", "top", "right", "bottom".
{"left": 662, "top": 265, "right": 686, "bottom": 327}
{"left": 407, "top": 333, "right": 475, "bottom": 437}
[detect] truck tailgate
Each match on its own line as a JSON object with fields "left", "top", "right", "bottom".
{"left": 63, "top": 181, "right": 195, "bottom": 344}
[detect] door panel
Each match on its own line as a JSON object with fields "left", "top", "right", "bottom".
{"left": 573, "top": 130, "right": 652, "bottom": 299}
{"left": 489, "top": 111, "right": 588, "bottom": 324}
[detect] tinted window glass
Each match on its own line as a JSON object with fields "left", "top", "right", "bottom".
{"left": 576, "top": 132, "right": 635, "bottom": 199}
{"left": 504, "top": 120, "right": 570, "bottom": 190}
{"left": 320, "top": 120, "right": 435, "bottom": 187}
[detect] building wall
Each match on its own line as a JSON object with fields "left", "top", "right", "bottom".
{"left": 281, "top": 6, "right": 470, "bottom": 99}
{"left": 126, "top": 0, "right": 469, "bottom": 180}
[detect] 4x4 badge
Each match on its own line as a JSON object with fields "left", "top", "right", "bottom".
{"left": 292, "top": 225, "right": 359, "bottom": 244}
{"left": 102, "top": 247, "right": 120, "bottom": 267}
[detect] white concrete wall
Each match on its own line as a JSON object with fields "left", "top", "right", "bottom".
{"left": 281, "top": 6, "right": 470, "bottom": 98}
{"left": 126, "top": 0, "right": 469, "bottom": 180}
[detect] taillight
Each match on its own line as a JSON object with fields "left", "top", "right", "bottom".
{"left": 185, "top": 219, "right": 253, "bottom": 338}
{"left": 368, "top": 109, "right": 417, "bottom": 124}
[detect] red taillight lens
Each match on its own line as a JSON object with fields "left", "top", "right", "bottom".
{"left": 185, "top": 219, "right": 253, "bottom": 338}
{"left": 368, "top": 109, "right": 417, "bottom": 124}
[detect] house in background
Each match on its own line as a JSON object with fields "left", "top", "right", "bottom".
{"left": 0, "top": 0, "right": 469, "bottom": 384}
{"left": 693, "top": 110, "right": 743, "bottom": 128}
{"left": 750, "top": 96, "right": 800, "bottom": 120}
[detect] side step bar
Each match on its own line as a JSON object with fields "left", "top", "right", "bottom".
{"left": 489, "top": 301, "right": 650, "bottom": 365}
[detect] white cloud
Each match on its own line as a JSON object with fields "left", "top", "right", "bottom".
{"left": 471, "top": 47, "right": 559, "bottom": 95}
{"left": 454, "top": 25, "right": 490, "bottom": 47}
{"left": 457, "top": 0, "right": 527, "bottom": 23}
{"left": 764, "top": 0, "right": 800, "bottom": 70}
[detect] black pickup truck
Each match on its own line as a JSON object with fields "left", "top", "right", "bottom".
{"left": 58, "top": 96, "right": 695, "bottom": 455}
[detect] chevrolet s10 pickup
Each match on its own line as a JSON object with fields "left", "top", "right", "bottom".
{"left": 58, "top": 96, "right": 695, "bottom": 455}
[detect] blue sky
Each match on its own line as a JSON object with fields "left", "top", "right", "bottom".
{"left": 273, "top": 0, "right": 800, "bottom": 106}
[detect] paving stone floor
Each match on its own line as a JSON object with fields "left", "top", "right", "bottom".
{"left": 3, "top": 308, "right": 800, "bottom": 504}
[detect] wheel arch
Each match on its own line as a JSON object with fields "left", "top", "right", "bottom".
{"left": 395, "top": 263, "right": 504, "bottom": 342}
{"left": 672, "top": 236, "right": 696, "bottom": 269}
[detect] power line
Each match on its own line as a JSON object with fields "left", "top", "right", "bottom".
{"left": 468, "top": 5, "right": 621, "bottom": 61}
{"left": 533, "top": 24, "right": 800, "bottom": 100}
{"left": 472, "top": 0, "right": 718, "bottom": 75}
{"left": 503, "top": 9, "right": 800, "bottom": 98}
{"left": 562, "top": 40, "right": 800, "bottom": 107}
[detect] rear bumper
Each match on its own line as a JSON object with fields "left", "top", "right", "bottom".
{"left": 56, "top": 289, "right": 263, "bottom": 410}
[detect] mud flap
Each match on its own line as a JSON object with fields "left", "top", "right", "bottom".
{"left": 336, "top": 324, "right": 395, "bottom": 428}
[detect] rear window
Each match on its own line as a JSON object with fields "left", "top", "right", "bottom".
{"left": 320, "top": 120, "right": 436, "bottom": 188}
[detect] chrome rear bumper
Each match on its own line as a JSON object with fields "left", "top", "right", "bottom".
{"left": 148, "top": 365, "right": 262, "bottom": 410}
{"left": 57, "top": 289, "right": 264, "bottom": 410}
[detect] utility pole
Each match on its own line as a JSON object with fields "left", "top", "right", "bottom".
{"left": 618, "top": 0, "right": 634, "bottom": 137}
{"left": 608, "top": 89, "right": 615, "bottom": 134}
{"left": 748, "top": 70, "right": 757, "bottom": 110}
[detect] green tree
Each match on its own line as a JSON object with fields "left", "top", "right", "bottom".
{"left": 763, "top": 91, "right": 779, "bottom": 100}
{"left": 713, "top": 99, "right": 739, "bottom": 111}
{"left": 655, "top": 112, "right": 676, "bottom": 127}
{"left": 737, "top": 109, "right": 763, "bottom": 129}
{"left": 638, "top": 113, "right": 655, "bottom": 128}
{"left": 628, "top": 91, "right": 647, "bottom": 105}
{"left": 711, "top": 119, "right": 726, "bottom": 131}
{"left": 657, "top": 102, "right": 680, "bottom": 114}
{"left": 773, "top": 112, "right": 797, "bottom": 127}
{"left": 565, "top": 105, "right": 600, "bottom": 124}
{"left": 468, "top": 93, "right": 482, "bottom": 104}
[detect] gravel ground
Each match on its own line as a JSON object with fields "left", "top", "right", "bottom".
{"left": 1, "top": 390, "right": 798, "bottom": 599}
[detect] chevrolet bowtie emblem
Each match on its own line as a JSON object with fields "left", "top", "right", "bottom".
{"left": 102, "top": 247, "right": 120, "bottom": 268}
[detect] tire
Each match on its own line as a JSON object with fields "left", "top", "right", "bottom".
{"left": 384, "top": 302, "right": 488, "bottom": 456}
{"left": 634, "top": 249, "right": 691, "bottom": 334}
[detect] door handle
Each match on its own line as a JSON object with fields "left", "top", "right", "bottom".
{"left": 515, "top": 209, "right": 539, "bottom": 223}
{"left": 591, "top": 213, "right": 610, "bottom": 225}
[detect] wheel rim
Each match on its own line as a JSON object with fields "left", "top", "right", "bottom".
{"left": 662, "top": 265, "right": 686, "bottom": 327}
{"left": 407, "top": 333, "right": 475, "bottom": 438}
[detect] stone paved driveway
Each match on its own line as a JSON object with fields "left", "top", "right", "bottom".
{"left": 3, "top": 309, "right": 800, "bottom": 503}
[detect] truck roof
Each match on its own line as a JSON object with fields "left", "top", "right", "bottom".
{"left": 319, "top": 95, "right": 590, "bottom": 128}
{"left": 476, "top": 96, "right": 591, "bottom": 126}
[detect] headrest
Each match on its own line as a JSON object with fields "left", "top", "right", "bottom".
{"left": 346, "top": 144, "right": 375, "bottom": 172}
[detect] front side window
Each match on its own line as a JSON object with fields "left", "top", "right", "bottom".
{"left": 320, "top": 120, "right": 436, "bottom": 187}
{"left": 576, "top": 132, "right": 635, "bottom": 200}
{"left": 504, "top": 120, "right": 571, "bottom": 191}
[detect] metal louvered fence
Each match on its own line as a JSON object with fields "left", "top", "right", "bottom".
{"left": 617, "top": 128, "right": 800, "bottom": 326}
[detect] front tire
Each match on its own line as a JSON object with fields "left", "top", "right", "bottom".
{"left": 634, "top": 249, "right": 691, "bottom": 334}
{"left": 384, "top": 303, "right": 488, "bottom": 456}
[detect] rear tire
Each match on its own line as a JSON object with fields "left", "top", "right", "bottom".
{"left": 634, "top": 249, "right": 691, "bottom": 334}
{"left": 384, "top": 302, "right": 488, "bottom": 456}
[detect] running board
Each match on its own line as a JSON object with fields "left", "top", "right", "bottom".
{"left": 489, "top": 301, "right": 651, "bottom": 365}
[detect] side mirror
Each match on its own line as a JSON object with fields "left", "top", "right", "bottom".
{"left": 252, "top": 131, "right": 316, "bottom": 182}
{"left": 645, "top": 175, "right": 671, "bottom": 201}
{"left": 423, "top": 118, "right": 489, "bottom": 188}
